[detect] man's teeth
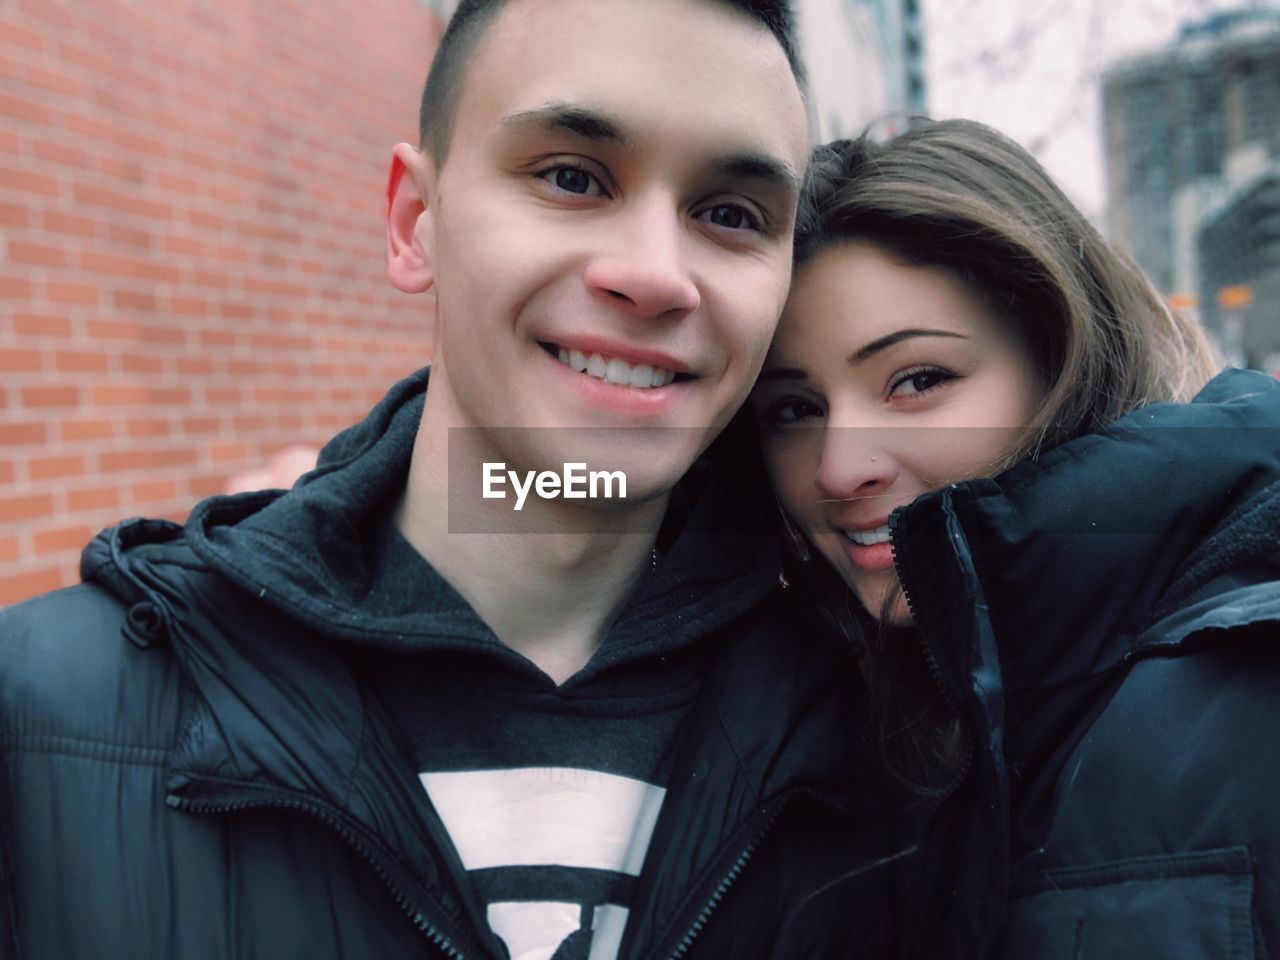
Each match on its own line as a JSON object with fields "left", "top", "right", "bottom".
{"left": 844, "top": 525, "right": 891, "bottom": 546}
{"left": 556, "top": 347, "right": 677, "bottom": 388}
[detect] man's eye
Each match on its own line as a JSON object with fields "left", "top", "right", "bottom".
{"left": 538, "top": 164, "right": 604, "bottom": 197}
{"left": 698, "top": 203, "right": 762, "bottom": 233}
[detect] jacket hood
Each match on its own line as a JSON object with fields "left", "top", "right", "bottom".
{"left": 86, "top": 367, "right": 780, "bottom": 672}
{"left": 894, "top": 367, "right": 1280, "bottom": 700}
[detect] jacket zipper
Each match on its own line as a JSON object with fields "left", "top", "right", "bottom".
{"left": 890, "top": 520, "right": 976, "bottom": 960}
{"left": 665, "top": 787, "right": 845, "bottom": 959}
{"left": 169, "top": 789, "right": 480, "bottom": 960}
{"left": 665, "top": 808, "right": 782, "bottom": 959}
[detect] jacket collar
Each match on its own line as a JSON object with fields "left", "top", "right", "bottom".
{"left": 176, "top": 366, "right": 780, "bottom": 674}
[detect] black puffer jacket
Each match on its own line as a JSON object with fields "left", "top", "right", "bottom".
{"left": 0, "top": 369, "right": 892, "bottom": 959}
{"left": 889, "top": 368, "right": 1280, "bottom": 959}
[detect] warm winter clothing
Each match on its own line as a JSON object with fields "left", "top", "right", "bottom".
{"left": 0, "top": 368, "right": 893, "bottom": 959}
{"left": 889, "top": 368, "right": 1280, "bottom": 959}
{"left": 356, "top": 506, "right": 709, "bottom": 956}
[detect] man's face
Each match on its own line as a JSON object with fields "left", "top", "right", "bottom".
{"left": 396, "top": 0, "right": 808, "bottom": 503}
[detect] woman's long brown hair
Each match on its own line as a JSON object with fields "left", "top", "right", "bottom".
{"left": 787, "top": 119, "right": 1219, "bottom": 792}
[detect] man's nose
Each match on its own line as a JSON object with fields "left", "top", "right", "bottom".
{"left": 583, "top": 198, "right": 700, "bottom": 321}
{"left": 814, "top": 426, "right": 898, "bottom": 504}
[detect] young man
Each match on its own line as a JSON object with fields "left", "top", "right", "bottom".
{"left": 0, "top": 1, "right": 893, "bottom": 956}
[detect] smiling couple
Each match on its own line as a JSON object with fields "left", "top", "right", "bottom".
{"left": 5, "top": 0, "right": 1280, "bottom": 958}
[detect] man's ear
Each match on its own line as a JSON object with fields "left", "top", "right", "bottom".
{"left": 386, "top": 142, "right": 437, "bottom": 294}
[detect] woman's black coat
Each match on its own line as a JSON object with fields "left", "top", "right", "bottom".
{"left": 889, "top": 368, "right": 1280, "bottom": 959}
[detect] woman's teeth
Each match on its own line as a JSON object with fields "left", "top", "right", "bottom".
{"left": 555, "top": 346, "right": 677, "bottom": 389}
{"left": 844, "top": 525, "right": 891, "bottom": 546}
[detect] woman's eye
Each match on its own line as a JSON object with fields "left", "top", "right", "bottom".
{"left": 538, "top": 164, "right": 605, "bottom": 197}
{"left": 767, "top": 398, "right": 824, "bottom": 425}
{"left": 889, "top": 366, "right": 955, "bottom": 398}
{"left": 698, "top": 203, "right": 763, "bottom": 233}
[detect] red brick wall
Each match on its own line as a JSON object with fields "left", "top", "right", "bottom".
{"left": 1, "top": 0, "right": 444, "bottom": 604}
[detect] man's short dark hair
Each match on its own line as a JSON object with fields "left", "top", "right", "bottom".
{"left": 417, "top": 0, "right": 806, "bottom": 166}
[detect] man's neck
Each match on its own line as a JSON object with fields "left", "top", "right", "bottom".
{"left": 396, "top": 399, "right": 669, "bottom": 685}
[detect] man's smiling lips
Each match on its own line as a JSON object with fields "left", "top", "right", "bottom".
{"left": 537, "top": 336, "right": 697, "bottom": 391}
{"left": 534, "top": 335, "right": 701, "bottom": 419}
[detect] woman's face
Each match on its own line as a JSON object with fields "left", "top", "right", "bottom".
{"left": 751, "top": 241, "right": 1044, "bottom": 623}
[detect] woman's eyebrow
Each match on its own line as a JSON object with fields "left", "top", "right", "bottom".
{"left": 849, "top": 328, "right": 968, "bottom": 364}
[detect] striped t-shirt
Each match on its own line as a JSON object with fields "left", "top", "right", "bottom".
{"left": 374, "top": 651, "right": 701, "bottom": 960}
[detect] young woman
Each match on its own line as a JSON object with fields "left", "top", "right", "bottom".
{"left": 751, "top": 119, "right": 1280, "bottom": 959}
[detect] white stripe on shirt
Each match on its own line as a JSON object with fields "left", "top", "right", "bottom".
{"left": 420, "top": 766, "right": 667, "bottom": 875}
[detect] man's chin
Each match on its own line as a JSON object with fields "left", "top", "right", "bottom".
{"left": 443, "top": 427, "right": 695, "bottom": 533}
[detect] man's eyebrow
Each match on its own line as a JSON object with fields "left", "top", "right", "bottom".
{"left": 499, "top": 103, "right": 630, "bottom": 147}
{"left": 500, "top": 106, "right": 797, "bottom": 192}
{"left": 715, "top": 152, "right": 801, "bottom": 194}
{"left": 850, "top": 328, "right": 968, "bottom": 363}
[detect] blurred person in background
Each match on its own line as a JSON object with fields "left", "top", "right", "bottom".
{"left": 751, "top": 119, "right": 1280, "bottom": 958}
{"left": 0, "top": 1, "right": 898, "bottom": 957}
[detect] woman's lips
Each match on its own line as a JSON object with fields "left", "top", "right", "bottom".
{"left": 840, "top": 537, "right": 896, "bottom": 572}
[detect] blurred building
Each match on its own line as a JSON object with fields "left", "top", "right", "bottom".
{"left": 797, "top": 0, "right": 928, "bottom": 141}
{"left": 1198, "top": 122, "right": 1280, "bottom": 368}
{"left": 1102, "top": 8, "right": 1280, "bottom": 366}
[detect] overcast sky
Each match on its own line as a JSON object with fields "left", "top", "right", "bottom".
{"left": 921, "top": 0, "right": 1276, "bottom": 225}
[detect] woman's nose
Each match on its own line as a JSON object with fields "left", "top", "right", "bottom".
{"left": 814, "top": 426, "right": 898, "bottom": 503}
